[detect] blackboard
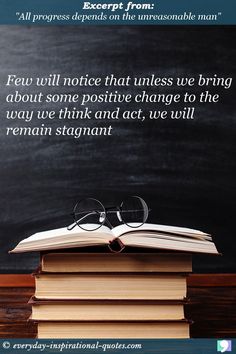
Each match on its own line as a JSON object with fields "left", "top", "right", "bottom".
{"left": 0, "top": 26, "right": 235, "bottom": 272}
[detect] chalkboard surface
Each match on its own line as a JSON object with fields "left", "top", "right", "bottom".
{"left": 0, "top": 26, "right": 235, "bottom": 272}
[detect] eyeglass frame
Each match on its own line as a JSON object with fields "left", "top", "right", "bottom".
{"left": 67, "top": 196, "right": 149, "bottom": 231}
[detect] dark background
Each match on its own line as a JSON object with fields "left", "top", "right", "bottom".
{"left": 0, "top": 26, "right": 235, "bottom": 272}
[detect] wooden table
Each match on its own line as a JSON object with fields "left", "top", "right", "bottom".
{"left": 0, "top": 274, "right": 235, "bottom": 338}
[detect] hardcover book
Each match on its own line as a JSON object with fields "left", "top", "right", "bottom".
{"left": 30, "top": 298, "right": 186, "bottom": 321}
{"left": 34, "top": 273, "right": 187, "bottom": 300}
{"left": 40, "top": 252, "right": 192, "bottom": 273}
{"left": 37, "top": 320, "right": 190, "bottom": 339}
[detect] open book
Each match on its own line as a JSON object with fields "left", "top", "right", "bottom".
{"left": 10, "top": 223, "right": 219, "bottom": 254}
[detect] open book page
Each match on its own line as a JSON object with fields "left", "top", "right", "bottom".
{"left": 119, "top": 235, "right": 218, "bottom": 254}
{"left": 120, "top": 232, "right": 213, "bottom": 244}
{"left": 10, "top": 224, "right": 112, "bottom": 253}
{"left": 112, "top": 223, "right": 212, "bottom": 240}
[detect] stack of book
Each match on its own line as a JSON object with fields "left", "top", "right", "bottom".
{"left": 10, "top": 223, "right": 219, "bottom": 338}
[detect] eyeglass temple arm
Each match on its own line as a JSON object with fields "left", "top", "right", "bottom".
{"left": 105, "top": 207, "right": 151, "bottom": 213}
{"left": 73, "top": 207, "right": 115, "bottom": 227}
{"left": 67, "top": 223, "right": 77, "bottom": 231}
{"left": 104, "top": 206, "right": 118, "bottom": 213}
{"left": 67, "top": 211, "right": 99, "bottom": 231}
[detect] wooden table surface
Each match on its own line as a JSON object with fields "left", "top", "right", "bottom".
{"left": 0, "top": 274, "right": 235, "bottom": 338}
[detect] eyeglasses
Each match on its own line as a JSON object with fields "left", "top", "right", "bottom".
{"left": 67, "top": 196, "right": 149, "bottom": 231}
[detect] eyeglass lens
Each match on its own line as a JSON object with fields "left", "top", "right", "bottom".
{"left": 119, "top": 196, "right": 148, "bottom": 228}
{"left": 73, "top": 198, "right": 105, "bottom": 231}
